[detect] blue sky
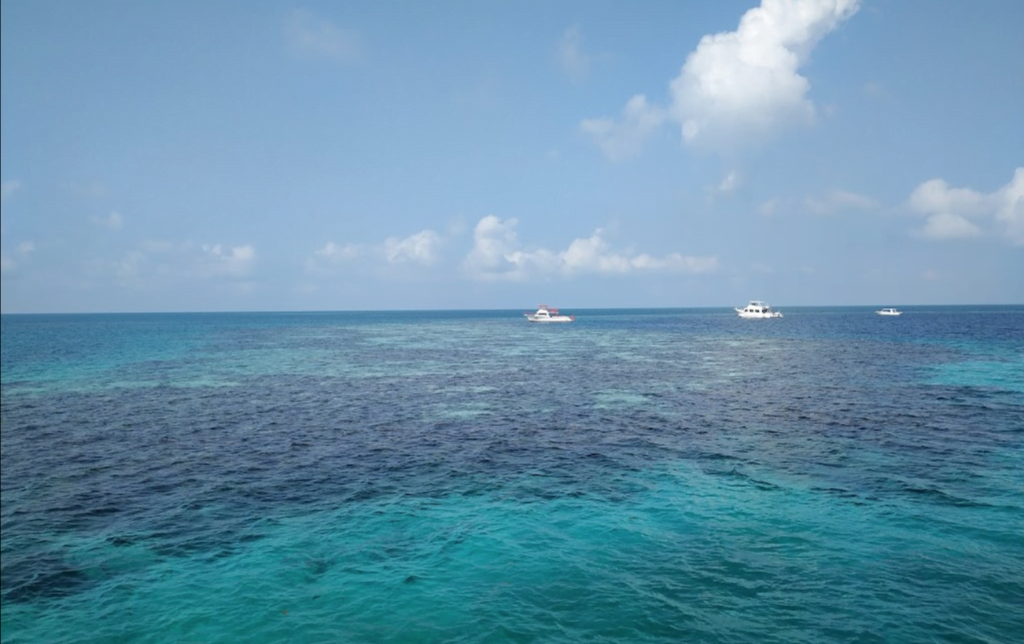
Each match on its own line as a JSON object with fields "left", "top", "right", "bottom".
{"left": 2, "top": 0, "right": 1021, "bottom": 312}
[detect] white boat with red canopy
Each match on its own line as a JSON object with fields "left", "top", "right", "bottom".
{"left": 525, "top": 305, "right": 575, "bottom": 322}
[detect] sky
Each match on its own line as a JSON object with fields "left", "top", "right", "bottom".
{"left": 1, "top": 0, "right": 1022, "bottom": 313}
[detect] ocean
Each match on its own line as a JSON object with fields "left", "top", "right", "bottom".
{"left": 1, "top": 307, "right": 1022, "bottom": 643}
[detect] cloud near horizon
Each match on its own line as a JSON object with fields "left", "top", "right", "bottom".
{"left": 310, "top": 229, "right": 443, "bottom": 271}
{"left": 92, "top": 241, "right": 256, "bottom": 285}
{"left": 384, "top": 230, "right": 442, "bottom": 265}
{"left": 582, "top": 0, "right": 861, "bottom": 158}
{"left": 0, "top": 240, "right": 35, "bottom": 275}
{"left": 908, "top": 168, "right": 1023, "bottom": 245}
{"left": 462, "top": 215, "right": 718, "bottom": 281}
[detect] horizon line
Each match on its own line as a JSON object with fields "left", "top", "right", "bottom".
{"left": 2, "top": 303, "right": 1022, "bottom": 316}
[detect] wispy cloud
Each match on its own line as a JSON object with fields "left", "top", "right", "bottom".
{"left": 1, "top": 179, "right": 21, "bottom": 202}
{"left": 199, "top": 244, "right": 255, "bottom": 277}
{"left": 97, "top": 241, "right": 257, "bottom": 284}
{"left": 89, "top": 211, "right": 124, "bottom": 230}
{"left": 804, "top": 189, "right": 878, "bottom": 215}
{"left": 286, "top": 10, "right": 361, "bottom": 64}
{"left": 384, "top": 230, "right": 441, "bottom": 265}
{"left": 462, "top": 216, "right": 718, "bottom": 282}
{"left": 308, "top": 229, "right": 442, "bottom": 271}
{"left": 583, "top": 0, "right": 861, "bottom": 159}
{"left": 863, "top": 81, "right": 885, "bottom": 98}
{"left": 908, "top": 168, "right": 1023, "bottom": 245}
{"left": 556, "top": 26, "right": 591, "bottom": 80}
{"left": 0, "top": 240, "right": 34, "bottom": 276}
{"left": 580, "top": 96, "right": 666, "bottom": 161}
{"left": 313, "top": 241, "right": 364, "bottom": 263}
{"left": 713, "top": 170, "right": 742, "bottom": 196}
{"left": 758, "top": 199, "right": 783, "bottom": 217}
{"left": 758, "top": 188, "right": 876, "bottom": 217}
{"left": 916, "top": 213, "right": 982, "bottom": 241}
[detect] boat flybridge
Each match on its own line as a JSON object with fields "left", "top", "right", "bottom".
{"left": 735, "top": 301, "right": 783, "bottom": 319}
{"left": 876, "top": 307, "right": 902, "bottom": 316}
{"left": 525, "top": 305, "right": 575, "bottom": 323}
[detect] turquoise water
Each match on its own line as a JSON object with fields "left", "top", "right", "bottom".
{"left": 2, "top": 307, "right": 1022, "bottom": 643}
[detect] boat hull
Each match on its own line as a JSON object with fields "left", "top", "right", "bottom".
{"left": 735, "top": 309, "right": 783, "bottom": 319}
{"left": 525, "top": 305, "right": 575, "bottom": 322}
{"left": 735, "top": 301, "right": 782, "bottom": 318}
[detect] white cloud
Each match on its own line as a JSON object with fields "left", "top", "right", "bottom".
{"left": 758, "top": 190, "right": 876, "bottom": 217}
{"left": 462, "top": 216, "right": 529, "bottom": 278}
{"left": 917, "top": 213, "right": 982, "bottom": 241}
{"left": 910, "top": 180, "right": 990, "bottom": 217}
{"left": 863, "top": 81, "right": 884, "bottom": 97}
{"left": 0, "top": 240, "right": 34, "bottom": 276}
{"left": 557, "top": 26, "right": 590, "bottom": 79}
{"left": 90, "top": 211, "right": 123, "bottom": 230}
{"left": 462, "top": 215, "right": 718, "bottom": 281}
{"left": 715, "top": 170, "right": 742, "bottom": 195}
{"left": 580, "top": 95, "right": 666, "bottom": 161}
{"left": 286, "top": 10, "right": 360, "bottom": 63}
{"left": 1, "top": 180, "right": 21, "bottom": 202}
{"left": 111, "top": 249, "right": 147, "bottom": 281}
{"left": 804, "top": 189, "right": 878, "bottom": 215}
{"left": 909, "top": 168, "right": 1023, "bottom": 245}
{"left": 996, "top": 169, "right": 1024, "bottom": 245}
{"left": 101, "top": 241, "right": 256, "bottom": 283}
{"left": 314, "top": 241, "right": 364, "bottom": 262}
{"left": 309, "top": 229, "right": 442, "bottom": 271}
{"left": 758, "top": 199, "right": 784, "bottom": 217}
{"left": 199, "top": 244, "right": 256, "bottom": 277}
{"left": 583, "top": 0, "right": 860, "bottom": 158}
{"left": 674, "top": 0, "right": 860, "bottom": 149}
{"left": 384, "top": 230, "right": 441, "bottom": 265}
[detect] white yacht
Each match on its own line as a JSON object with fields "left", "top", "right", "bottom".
{"left": 525, "top": 305, "right": 575, "bottom": 323}
{"left": 876, "top": 307, "right": 902, "bottom": 316}
{"left": 735, "top": 301, "right": 783, "bottom": 319}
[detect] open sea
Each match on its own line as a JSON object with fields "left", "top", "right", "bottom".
{"left": 2, "top": 306, "right": 1022, "bottom": 644}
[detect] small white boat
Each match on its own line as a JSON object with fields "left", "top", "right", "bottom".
{"left": 735, "top": 300, "right": 783, "bottom": 319}
{"left": 525, "top": 305, "right": 575, "bottom": 323}
{"left": 876, "top": 307, "right": 902, "bottom": 316}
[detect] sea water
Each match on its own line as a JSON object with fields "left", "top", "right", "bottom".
{"left": 1, "top": 307, "right": 1022, "bottom": 643}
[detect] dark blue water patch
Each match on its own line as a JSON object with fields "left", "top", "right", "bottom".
{"left": 3, "top": 371, "right": 1018, "bottom": 588}
{"left": 0, "top": 551, "right": 94, "bottom": 603}
{"left": 3, "top": 371, "right": 1018, "bottom": 513}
